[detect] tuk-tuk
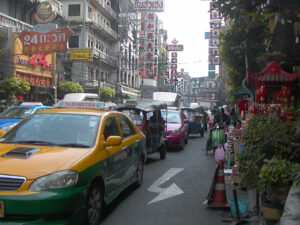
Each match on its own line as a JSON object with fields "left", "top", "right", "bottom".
{"left": 116, "top": 100, "right": 168, "bottom": 159}
{"left": 181, "top": 107, "right": 204, "bottom": 137}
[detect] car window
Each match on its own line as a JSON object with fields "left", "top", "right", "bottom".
{"left": 0, "top": 113, "right": 101, "bottom": 148}
{"left": 103, "top": 117, "right": 120, "bottom": 141}
{"left": 161, "top": 111, "right": 181, "bottom": 124}
{"left": 0, "top": 107, "right": 33, "bottom": 119}
{"left": 117, "top": 116, "right": 136, "bottom": 138}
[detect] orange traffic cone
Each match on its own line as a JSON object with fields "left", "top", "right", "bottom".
{"left": 208, "top": 160, "right": 230, "bottom": 208}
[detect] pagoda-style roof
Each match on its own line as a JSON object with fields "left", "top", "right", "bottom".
{"left": 248, "top": 61, "right": 300, "bottom": 83}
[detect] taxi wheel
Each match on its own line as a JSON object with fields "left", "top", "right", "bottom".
{"left": 160, "top": 145, "right": 166, "bottom": 159}
{"left": 179, "top": 138, "right": 185, "bottom": 150}
{"left": 86, "top": 183, "right": 104, "bottom": 225}
{"left": 135, "top": 157, "right": 144, "bottom": 187}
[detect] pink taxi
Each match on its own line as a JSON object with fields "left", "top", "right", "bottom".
{"left": 161, "top": 109, "right": 189, "bottom": 150}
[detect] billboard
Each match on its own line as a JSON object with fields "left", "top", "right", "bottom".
{"left": 70, "top": 49, "right": 93, "bottom": 62}
{"left": 19, "top": 27, "right": 73, "bottom": 55}
{"left": 133, "top": 0, "right": 164, "bottom": 12}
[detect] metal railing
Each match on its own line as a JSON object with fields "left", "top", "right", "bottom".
{"left": 93, "top": 48, "right": 118, "bottom": 67}
{"left": 0, "top": 13, "right": 32, "bottom": 32}
{"left": 87, "top": 15, "right": 118, "bottom": 40}
{"left": 91, "top": 0, "right": 117, "bottom": 20}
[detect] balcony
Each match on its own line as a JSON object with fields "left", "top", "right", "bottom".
{"left": 0, "top": 12, "right": 32, "bottom": 33}
{"left": 93, "top": 48, "right": 118, "bottom": 68}
{"left": 90, "top": 0, "right": 118, "bottom": 21}
{"left": 87, "top": 14, "right": 118, "bottom": 41}
{"left": 84, "top": 80, "right": 116, "bottom": 90}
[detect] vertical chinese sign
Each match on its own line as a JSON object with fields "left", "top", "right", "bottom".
{"left": 144, "top": 12, "right": 156, "bottom": 80}
{"left": 166, "top": 39, "right": 184, "bottom": 92}
{"left": 207, "top": 2, "right": 222, "bottom": 79}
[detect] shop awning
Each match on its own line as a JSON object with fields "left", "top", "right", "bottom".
{"left": 248, "top": 61, "right": 300, "bottom": 83}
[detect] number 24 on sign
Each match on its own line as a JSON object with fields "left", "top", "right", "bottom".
{"left": 29, "top": 54, "right": 53, "bottom": 69}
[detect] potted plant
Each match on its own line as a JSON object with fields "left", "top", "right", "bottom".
{"left": 238, "top": 115, "right": 300, "bottom": 224}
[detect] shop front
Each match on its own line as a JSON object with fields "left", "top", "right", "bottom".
{"left": 12, "top": 33, "right": 56, "bottom": 105}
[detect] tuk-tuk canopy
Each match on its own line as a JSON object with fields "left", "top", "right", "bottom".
{"left": 116, "top": 99, "right": 167, "bottom": 113}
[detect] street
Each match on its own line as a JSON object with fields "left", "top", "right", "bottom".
{"left": 101, "top": 133, "right": 229, "bottom": 225}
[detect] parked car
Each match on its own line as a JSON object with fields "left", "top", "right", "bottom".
{"left": 0, "top": 103, "right": 51, "bottom": 132}
{"left": 0, "top": 100, "right": 146, "bottom": 225}
{"left": 161, "top": 109, "right": 189, "bottom": 150}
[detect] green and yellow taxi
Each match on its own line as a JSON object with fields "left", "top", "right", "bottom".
{"left": 0, "top": 101, "right": 146, "bottom": 225}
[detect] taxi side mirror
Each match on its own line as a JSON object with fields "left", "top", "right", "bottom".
{"left": 0, "top": 130, "right": 6, "bottom": 138}
{"left": 105, "top": 136, "right": 122, "bottom": 147}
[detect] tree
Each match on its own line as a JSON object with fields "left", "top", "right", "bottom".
{"left": 212, "top": 0, "right": 300, "bottom": 96}
{"left": 100, "top": 87, "right": 115, "bottom": 102}
{"left": 0, "top": 77, "right": 30, "bottom": 107}
{"left": 58, "top": 82, "right": 84, "bottom": 99}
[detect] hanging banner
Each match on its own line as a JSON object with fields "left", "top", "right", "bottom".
{"left": 19, "top": 27, "right": 73, "bottom": 55}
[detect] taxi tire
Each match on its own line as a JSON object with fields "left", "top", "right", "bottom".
{"left": 179, "top": 138, "right": 185, "bottom": 150}
{"left": 86, "top": 183, "right": 104, "bottom": 225}
{"left": 135, "top": 157, "right": 144, "bottom": 187}
{"left": 159, "top": 145, "right": 166, "bottom": 159}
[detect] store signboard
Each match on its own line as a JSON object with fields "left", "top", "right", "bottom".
{"left": 133, "top": 0, "right": 164, "bottom": 12}
{"left": 19, "top": 27, "right": 73, "bottom": 55}
{"left": 208, "top": 71, "right": 216, "bottom": 79}
{"left": 70, "top": 49, "right": 93, "bottom": 62}
{"left": 33, "top": 23, "right": 57, "bottom": 33}
{"left": 209, "top": 64, "right": 215, "bottom": 70}
{"left": 166, "top": 44, "right": 184, "bottom": 51}
{"left": 205, "top": 32, "right": 211, "bottom": 39}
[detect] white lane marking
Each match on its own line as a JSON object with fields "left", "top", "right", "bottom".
{"left": 147, "top": 168, "right": 184, "bottom": 205}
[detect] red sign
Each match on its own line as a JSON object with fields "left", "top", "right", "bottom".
{"left": 19, "top": 27, "right": 73, "bottom": 55}
{"left": 17, "top": 73, "right": 52, "bottom": 87}
{"left": 166, "top": 45, "right": 184, "bottom": 51}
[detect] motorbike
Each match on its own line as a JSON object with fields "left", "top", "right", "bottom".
{"left": 206, "top": 123, "right": 226, "bottom": 154}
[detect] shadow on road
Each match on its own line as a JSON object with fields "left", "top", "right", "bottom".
{"left": 101, "top": 185, "right": 138, "bottom": 223}
{"left": 145, "top": 156, "right": 162, "bottom": 165}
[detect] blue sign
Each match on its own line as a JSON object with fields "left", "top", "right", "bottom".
{"left": 205, "top": 32, "right": 211, "bottom": 39}
{"left": 33, "top": 23, "right": 57, "bottom": 33}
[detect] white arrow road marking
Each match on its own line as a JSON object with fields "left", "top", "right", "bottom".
{"left": 148, "top": 168, "right": 184, "bottom": 205}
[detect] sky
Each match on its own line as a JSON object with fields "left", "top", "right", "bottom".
{"left": 159, "top": 0, "right": 210, "bottom": 77}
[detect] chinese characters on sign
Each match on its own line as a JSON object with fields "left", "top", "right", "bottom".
{"left": 19, "top": 27, "right": 73, "bottom": 55}
{"left": 206, "top": 2, "right": 222, "bottom": 78}
{"left": 17, "top": 73, "right": 52, "bottom": 87}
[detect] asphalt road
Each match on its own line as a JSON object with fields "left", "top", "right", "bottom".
{"left": 101, "top": 132, "right": 231, "bottom": 225}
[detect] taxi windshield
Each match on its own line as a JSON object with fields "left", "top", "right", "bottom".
{"left": 0, "top": 113, "right": 101, "bottom": 148}
{"left": 0, "top": 107, "right": 33, "bottom": 119}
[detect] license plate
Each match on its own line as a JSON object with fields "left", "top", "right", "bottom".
{"left": 0, "top": 201, "right": 4, "bottom": 218}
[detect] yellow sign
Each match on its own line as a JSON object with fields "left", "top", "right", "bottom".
{"left": 70, "top": 49, "right": 93, "bottom": 62}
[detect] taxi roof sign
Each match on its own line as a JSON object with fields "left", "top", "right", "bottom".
{"left": 56, "top": 101, "right": 104, "bottom": 109}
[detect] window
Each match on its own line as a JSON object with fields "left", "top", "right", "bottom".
{"left": 68, "top": 4, "right": 81, "bottom": 17}
{"left": 117, "top": 116, "right": 135, "bottom": 138}
{"left": 69, "top": 35, "right": 79, "bottom": 48}
{"left": 103, "top": 117, "right": 120, "bottom": 140}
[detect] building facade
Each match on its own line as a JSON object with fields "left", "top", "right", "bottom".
{"left": 0, "top": 0, "right": 64, "bottom": 104}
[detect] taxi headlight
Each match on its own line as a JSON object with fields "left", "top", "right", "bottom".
{"left": 0, "top": 124, "right": 15, "bottom": 132}
{"left": 169, "top": 129, "right": 181, "bottom": 136}
{"left": 29, "top": 170, "right": 78, "bottom": 191}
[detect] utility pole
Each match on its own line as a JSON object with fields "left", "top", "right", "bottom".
{"left": 81, "top": 0, "right": 87, "bottom": 87}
